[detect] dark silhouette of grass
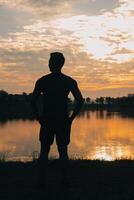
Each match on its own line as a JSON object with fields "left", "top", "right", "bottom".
{"left": 0, "top": 159, "right": 134, "bottom": 200}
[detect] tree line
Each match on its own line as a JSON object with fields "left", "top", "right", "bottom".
{"left": 0, "top": 90, "right": 134, "bottom": 120}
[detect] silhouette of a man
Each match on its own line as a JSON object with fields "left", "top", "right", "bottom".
{"left": 32, "top": 52, "right": 83, "bottom": 187}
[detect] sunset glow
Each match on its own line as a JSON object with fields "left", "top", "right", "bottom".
{"left": 0, "top": 0, "right": 134, "bottom": 97}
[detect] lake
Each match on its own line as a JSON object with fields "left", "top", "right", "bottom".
{"left": 0, "top": 111, "right": 134, "bottom": 161}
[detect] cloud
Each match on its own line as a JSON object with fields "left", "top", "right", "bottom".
{"left": 1, "top": 0, "right": 133, "bottom": 63}
{"left": 0, "top": 0, "right": 72, "bottom": 19}
{"left": 0, "top": 4, "right": 34, "bottom": 36}
{"left": 0, "top": 0, "right": 134, "bottom": 97}
{"left": 0, "top": 47, "right": 134, "bottom": 97}
{"left": 0, "top": 0, "right": 120, "bottom": 18}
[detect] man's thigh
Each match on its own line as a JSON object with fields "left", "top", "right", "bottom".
{"left": 55, "top": 120, "right": 71, "bottom": 146}
{"left": 39, "top": 124, "right": 54, "bottom": 146}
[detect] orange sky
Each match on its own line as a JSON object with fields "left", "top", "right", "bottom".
{"left": 0, "top": 0, "right": 134, "bottom": 98}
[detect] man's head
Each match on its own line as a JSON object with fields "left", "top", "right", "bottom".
{"left": 49, "top": 52, "right": 65, "bottom": 73}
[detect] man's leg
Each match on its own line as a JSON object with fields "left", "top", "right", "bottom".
{"left": 57, "top": 144, "right": 69, "bottom": 160}
{"left": 57, "top": 145, "right": 69, "bottom": 184}
{"left": 56, "top": 119, "right": 71, "bottom": 185}
{"left": 38, "top": 142, "right": 50, "bottom": 187}
{"left": 38, "top": 123, "right": 54, "bottom": 187}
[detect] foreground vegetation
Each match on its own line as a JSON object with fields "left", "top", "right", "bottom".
{"left": 0, "top": 159, "right": 134, "bottom": 200}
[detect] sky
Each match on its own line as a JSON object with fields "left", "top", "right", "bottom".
{"left": 0, "top": 0, "right": 134, "bottom": 98}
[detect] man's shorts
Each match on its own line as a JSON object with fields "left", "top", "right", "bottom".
{"left": 39, "top": 118, "right": 71, "bottom": 146}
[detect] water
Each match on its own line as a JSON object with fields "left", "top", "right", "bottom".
{"left": 0, "top": 111, "right": 134, "bottom": 161}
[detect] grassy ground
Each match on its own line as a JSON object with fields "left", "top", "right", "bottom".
{"left": 0, "top": 160, "right": 134, "bottom": 200}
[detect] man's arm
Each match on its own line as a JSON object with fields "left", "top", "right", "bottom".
{"left": 31, "top": 80, "right": 42, "bottom": 122}
{"left": 69, "top": 81, "right": 84, "bottom": 122}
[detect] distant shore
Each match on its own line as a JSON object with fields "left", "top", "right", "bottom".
{"left": 0, "top": 90, "right": 134, "bottom": 121}
{"left": 0, "top": 159, "right": 134, "bottom": 200}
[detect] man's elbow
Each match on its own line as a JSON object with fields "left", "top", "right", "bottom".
{"left": 77, "top": 98, "right": 84, "bottom": 107}
{"left": 80, "top": 98, "right": 84, "bottom": 106}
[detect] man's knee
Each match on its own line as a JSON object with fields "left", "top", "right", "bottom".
{"left": 39, "top": 143, "right": 51, "bottom": 160}
{"left": 57, "top": 145, "right": 68, "bottom": 160}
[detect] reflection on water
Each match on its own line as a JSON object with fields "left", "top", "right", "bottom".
{"left": 0, "top": 111, "right": 134, "bottom": 161}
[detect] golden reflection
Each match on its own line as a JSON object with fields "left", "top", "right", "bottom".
{"left": 70, "top": 111, "right": 134, "bottom": 160}
{"left": 0, "top": 120, "right": 40, "bottom": 161}
{"left": 0, "top": 111, "right": 134, "bottom": 161}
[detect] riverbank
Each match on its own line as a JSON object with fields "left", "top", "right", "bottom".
{"left": 0, "top": 160, "right": 134, "bottom": 200}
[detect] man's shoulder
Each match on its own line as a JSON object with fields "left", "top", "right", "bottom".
{"left": 62, "top": 73, "right": 77, "bottom": 85}
{"left": 36, "top": 73, "right": 77, "bottom": 87}
{"left": 36, "top": 74, "right": 51, "bottom": 83}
